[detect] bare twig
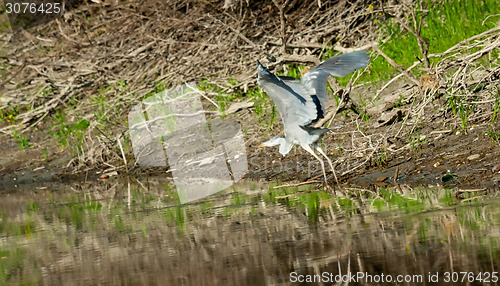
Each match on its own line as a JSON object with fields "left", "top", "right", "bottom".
{"left": 429, "top": 26, "right": 500, "bottom": 58}
{"left": 117, "top": 134, "right": 128, "bottom": 172}
{"left": 208, "top": 14, "right": 259, "bottom": 49}
{"left": 394, "top": 166, "right": 399, "bottom": 183}
{"left": 273, "top": 180, "right": 322, "bottom": 189}
{"left": 271, "top": 0, "right": 290, "bottom": 54}
{"left": 373, "top": 46, "right": 420, "bottom": 86}
{"left": 482, "top": 14, "right": 500, "bottom": 26}
{"left": 0, "top": 61, "right": 26, "bottom": 88}
{"left": 333, "top": 42, "right": 379, "bottom": 53}
{"left": 375, "top": 59, "right": 422, "bottom": 99}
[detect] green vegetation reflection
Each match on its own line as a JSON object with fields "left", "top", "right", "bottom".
{"left": 1, "top": 181, "right": 500, "bottom": 285}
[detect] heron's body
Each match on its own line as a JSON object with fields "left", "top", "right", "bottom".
{"left": 257, "top": 51, "right": 369, "bottom": 189}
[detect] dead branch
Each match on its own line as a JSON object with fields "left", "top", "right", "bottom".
{"left": 389, "top": 13, "right": 430, "bottom": 68}
{"left": 429, "top": 26, "right": 500, "bottom": 58}
{"left": 271, "top": 0, "right": 290, "bottom": 55}
{"left": 273, "top": 180, "right": 322, "bottom": 189}
{"left": 373, "top": 46, "right": 420, "bottom": 86}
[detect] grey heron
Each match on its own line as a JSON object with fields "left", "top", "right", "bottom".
{"left": 257, "top": 51, "right": 369, "bottom": 190}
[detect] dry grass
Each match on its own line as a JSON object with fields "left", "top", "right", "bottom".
{"left": 0, "top": 0, "right": 499, "bottom": 180}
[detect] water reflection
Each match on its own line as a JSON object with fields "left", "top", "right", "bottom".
{"left": 0, "top": 179, "right": 499, "bottom": 285}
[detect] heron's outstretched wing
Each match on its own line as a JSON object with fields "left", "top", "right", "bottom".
{"left": 257, "top": 61, "right": 322, "bottom": 127}
{"left": 302, "top": 51, "right": 369, "bottom": 111}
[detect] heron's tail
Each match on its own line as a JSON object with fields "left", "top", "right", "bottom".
{"left": 327, "top": 124, "right": 343, "bottom": 130}
{"left": 300, "top": 124, "right": 343, "bottom": 136}
{"left": 299, "top": 125, "right": 330, "bottom": 136}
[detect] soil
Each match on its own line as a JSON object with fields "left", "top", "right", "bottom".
{"left": 1, "top": 0, "right": 500, "bottom": 191}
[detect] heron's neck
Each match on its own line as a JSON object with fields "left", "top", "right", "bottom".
{"left": 278, "top": 138, "right": 293, "bottom": 156}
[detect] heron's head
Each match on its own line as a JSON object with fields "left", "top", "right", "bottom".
{"left": 258, "top": 136, "right": 292, "bottom": 156}
{"left": 258, "top": 136, "right": 284, "bottom": 148}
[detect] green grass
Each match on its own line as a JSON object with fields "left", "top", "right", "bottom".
{"left": 115, "top": 0, "right": 500, "bottom": 140}
{"left": 492, "top": 88, "right": 500, "bottom": 124}
{"left": 362, "top": 0, "right": 500, "bottom": 83}
{"left": 448, "top": 95, "right": 475, "bottom": 132}
{"left": 408, "top": 126, "right": 428, "bottom": 158}
{"left": 197, "top": 79, "right": 243, "bottom": 116}
{"left": 254, "top": 0, "right": 500, "bottom": 133}
{"left": 49, "top": 110, "right": 89, "bottom": 156}
{"left": 0, "top": 106, "right": 19, "bottom": 123}
{"left": 276, "top": 0, "right": 499, "bottom": 86}
{"left": 42, "top": 80, "right": 127, "bottom": 158}
{"left": 487, "top": 129, "right": 500, "bottom": 143}
{"left": 12, "top": 129, "right": 32, "bottom": 150}
{"left": 374, "top": 147, "right": 388, "bottom": 168}
{"left": 0, "top": 107, "right": 33, "bottom": 149}
{"left": 197, "top": 79, "right": 278, "bottom": 127}
{"left": 248, "top": 86, "right": 277, "bottom": 126}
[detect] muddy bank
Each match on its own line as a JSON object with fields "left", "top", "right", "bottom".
{"left": 246, "top": 111, "right": 500, "bottom": 189}
{"left": 2, "top": 104, "right": 500, "bottom": 192}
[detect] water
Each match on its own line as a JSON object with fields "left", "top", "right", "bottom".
{"left": 1, "top": 178, "right": 499, "bottom": 285}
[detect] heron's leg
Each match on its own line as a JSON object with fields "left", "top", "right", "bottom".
{"left": 315, "top": 146, "right": 343, "bottom": 191}
{"left": 301, "top": 144, "right": 330, "bottom": 189}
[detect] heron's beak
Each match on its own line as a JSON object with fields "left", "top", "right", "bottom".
{"left": 258, "top": 145, "right": 264, "bottom": 148}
